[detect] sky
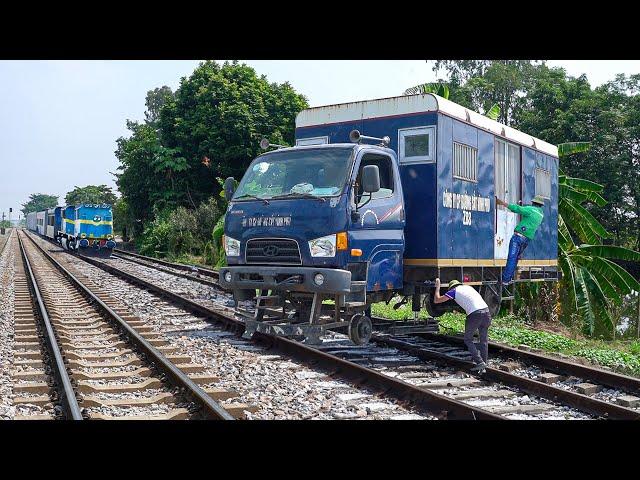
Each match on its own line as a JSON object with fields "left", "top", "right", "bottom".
{"left": 1, "top": 59, "right": 639, "bottom": 220}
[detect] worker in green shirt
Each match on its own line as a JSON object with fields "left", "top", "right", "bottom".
{"left": 495, "top": 195, "right": 546, "bottom": 284}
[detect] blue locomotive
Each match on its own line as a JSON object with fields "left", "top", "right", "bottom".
{"left": 219, "top": 93, "right": 560, "bottom": 344}
{"left": 27, "top": 203, "right": 116, "bottom": 257}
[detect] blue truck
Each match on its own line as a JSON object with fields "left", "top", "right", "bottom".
{"left": 218, "top": 93, "right": 559, "bottom": 344}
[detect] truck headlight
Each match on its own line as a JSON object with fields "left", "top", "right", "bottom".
{"left": 224, "top": 236, "right": 240, "bottom": 257}
{"left": 309, "top": 234, "right": 336, "bottom": 257}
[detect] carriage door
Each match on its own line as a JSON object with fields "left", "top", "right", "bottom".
{"left": 494, "top": 139, "right": 521, "bottom": 259}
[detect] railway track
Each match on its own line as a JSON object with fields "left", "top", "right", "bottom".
{"left": 21, "top": 234, "right": 639, "bottom": 419}
{"left": 12, "top": 230, "right": 80, "bottom": 419}
{"left": 109, "top": 247, "right": 640, "bottom": 417}
{"left": 36, "top": 236, "right": 639, "bottom": 420}
{"left": 17, "top": 230, "right": 240, "bottom": 420}
{"left": 113, "top": 248, "right": 219, "bottom": 286}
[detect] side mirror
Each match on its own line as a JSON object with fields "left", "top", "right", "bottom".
{"left": 362, "top": 165, "right": 381, "bottom": 193}
{"left": 224, "top": 177, "right": 236, "bottom": 201}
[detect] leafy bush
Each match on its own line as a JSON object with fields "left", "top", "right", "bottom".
{"left": 138, "top": 197, "right": 224, "bottom": 264}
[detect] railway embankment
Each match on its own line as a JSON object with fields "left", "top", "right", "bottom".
{"left": 373, "top": 300, "right": 640, "bottom": 378}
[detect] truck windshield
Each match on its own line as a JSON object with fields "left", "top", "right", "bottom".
{"left": 233, "top": 148, "right": 354, "bottom": 200}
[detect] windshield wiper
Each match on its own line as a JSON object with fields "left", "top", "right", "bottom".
{"left": 234, "top": 194, "right": 270, "bottom": 205}
{"left": 271, "top": 192, "right": 326, "bottom": 202}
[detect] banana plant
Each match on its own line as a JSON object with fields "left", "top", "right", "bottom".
{"left": 403, "top": 82, "right": 500, "bottom": 120}
{"left": 556, "top": 142, "right": 640, "bottom": 336}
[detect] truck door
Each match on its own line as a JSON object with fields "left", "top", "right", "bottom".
{"left": 350, "top": 150, "right": 405, "bottom": 291}
{"left": 494, "top": 139, "right": 521, "bottom": 259}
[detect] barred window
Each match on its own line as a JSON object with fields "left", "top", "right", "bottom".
{"left": 535, "top": 168, "right": 551, "bottom": 199}
{"left": 453, "top": 142, "right": 478, "bottom": 182}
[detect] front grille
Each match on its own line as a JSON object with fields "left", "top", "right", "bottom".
{"left": 245, "top": 238, "right": 302, "bottom": 265}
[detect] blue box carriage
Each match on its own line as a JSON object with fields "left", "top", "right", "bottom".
{"left": 223, "top": 93, "right": 559, "bottom": 344}
{"left": 26, "top": 204, "right": 116, "bottom": 257}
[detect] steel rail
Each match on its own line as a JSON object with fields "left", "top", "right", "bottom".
{"left": 72, "top": 251, "right": 503, "bottom": 420}
{"left": 46, "top": 239, "right": 640, "bottom": 419}
{"left": 113, "top": 248, "right": 219, "bottom": 280}
{"left": 111, "top": 253, "right": 220, "bottom": 288}
{"left": 22, "top": 231, "right": 234, "bottom": 420}
{"left": 414, "top": 330, "right": 640, "bottom": 395}
{"left": 372, "top": 334, "right": 640, "bottom": 420}
{"left": 17, "top": 231, "right": 84, "bottom": 420}
{"left": 108, "top": 257, "right": 640, "bottom": 398}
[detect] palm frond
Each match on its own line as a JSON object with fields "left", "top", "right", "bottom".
{"left": 557, "top": 215, "right": 575, "bottom": 251}
{"left": 559, "top": 254, "right": 579, "bottom": 312}
{"left": 600, "top": 258, "right": 640, "bottom": 292}
{"left": 559, "top": 184, "right": 588, "bottom": 204}
{"left": 558, "top": 142, "right": 591, "bottom": 157}
{"left": 403, "top": 82, "right": 450, "bottom": 99}
{"left": 562, "top": 176, "right": 604, "bottom": 193}
{"left": 485, "top": 103, "right": 501, "bottom": 120}
{"left": 578, "top": 245, "right": 640, "bottom": 262}
{"left": 581, "top": 268, "right": 615, "bottom": 333}
{"left": 574, "top": 267, "right": 596, "bottom": 335}
{"left": 560, "top": 198, "right": 612, "bottom": 243}
{"left": 572, "top": 256, "right": 622, "bottom": 305}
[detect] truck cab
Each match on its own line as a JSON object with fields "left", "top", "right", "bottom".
{"left": 219, "top": 141, "right": 405, "bottom": 343}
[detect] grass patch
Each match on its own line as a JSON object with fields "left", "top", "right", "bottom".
{"left": 373, "top": 298, "right": 640, "bottom": 377}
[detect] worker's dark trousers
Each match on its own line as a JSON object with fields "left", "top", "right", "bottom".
{"left": 464, "top": 308, "right": 492, "bottom": 365}
{"left": 502, "top": 234, "right": 529, "bottom": 283}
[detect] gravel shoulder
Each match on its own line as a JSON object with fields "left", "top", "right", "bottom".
{"left": 0, "top": 233, "right": 16, "bottom": 419}
{"left": 61, "top": 250, "right": 432, "bottom": 420}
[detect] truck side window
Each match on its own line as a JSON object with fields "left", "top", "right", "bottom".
{"left": 356, "top": 153, "right": 394, "bottom": 205}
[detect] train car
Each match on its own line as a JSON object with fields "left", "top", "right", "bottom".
{"left": 26, "top": 211, "right": 37, "bottom": 232}
{"left": 35, "top": 211, "right": 46, "bottom": 236}
{"left": 219, "top": 93, "right": 560, "bottom": 344}
{"left": 45, "top": 208, "right": 57, "bottom": 239}
{"left": 52, "top": 206, "right": 64, "bottom": 242}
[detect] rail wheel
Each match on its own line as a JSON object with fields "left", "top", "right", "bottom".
{"left": 480, "top": 284, "right": 502, "bottom": 317}
{"left": 424, "top": 290, "right": 449, "bottom": 317}
{"left": 348, "top": 314, "right": 372, "bottom": 345}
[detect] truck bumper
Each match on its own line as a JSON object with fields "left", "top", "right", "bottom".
{"left": 218, "top": 266, "right": 352, "bottom": 294}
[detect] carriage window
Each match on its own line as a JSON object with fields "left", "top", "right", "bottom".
{"left": 398, "top": 126, "right": 435, "bottom": 163}
{"left": 535, "top": 168, "right": 551, "bottom": 199}
{"left": 356, "top": 153, "right": 394, "bottom": 205}
{"left": 495, "top": 139, "right": 521, "bottom": 208}
{"left": 453, "top": 142, "right": 478, "bottom": 182}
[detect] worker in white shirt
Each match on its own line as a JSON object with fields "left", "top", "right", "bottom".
{"left": 433, "top": 278, "right": 492, "bottom": 373}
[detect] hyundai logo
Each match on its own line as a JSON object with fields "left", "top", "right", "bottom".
{"left": 263, "top": 245, "right": 279, "bottom": 256}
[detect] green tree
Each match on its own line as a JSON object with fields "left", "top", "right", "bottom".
{"left": 144, "top": 86, "right": 174, "bottom": 125}
{"left": 21, "top": 193, "right": 59, "bottom": 216}
{"left": 113, "top": 198, "right": 134, "bottom": 240}
{"left": 115, "top": 121, "right": 168, "bottom": 237}
{"left": 0, "top": 220, "right": 10, "bottom": 229}
{"left": 65, "top": 185, "right": 117, "bottom": 205}
{"left": 115, "top": 61, "right": 308, "bottom": 239}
